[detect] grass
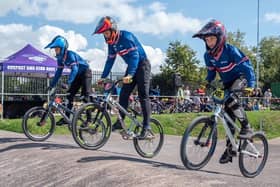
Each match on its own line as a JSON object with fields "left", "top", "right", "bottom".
{"left": 0, "top": 111, "right": 280, "bottom": 139}
{"left": 153, "top": 110, "right": 280, "bottom": 139}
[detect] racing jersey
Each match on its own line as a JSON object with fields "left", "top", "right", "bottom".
{"left": 101, "top": 30, "right": 147, "bottom": 78}
{"left": 50, "top": 50, "right": 89, "bottom": 87}
{"left": 204, "top": 43, "right": 255, "bottom": 88}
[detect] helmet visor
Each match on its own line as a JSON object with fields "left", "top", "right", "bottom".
{"left": 93, "top": 18, "right": 112, "bottom": 34}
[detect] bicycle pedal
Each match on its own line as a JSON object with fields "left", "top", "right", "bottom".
{"left": 145, "top": 134, "right": 155, "bottom": 140}
{"left": 120, "top": 130, "right": 133, "bottom": 140}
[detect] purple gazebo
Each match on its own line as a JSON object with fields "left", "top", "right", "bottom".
{"left": 0, "top": 44, "right": 70, "bottom": 77}
{"left": 0, "top": 44, "right": 70, "bottom": 118}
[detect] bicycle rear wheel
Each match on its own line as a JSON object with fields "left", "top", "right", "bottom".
{"left": 133, "top": 118, "right": 164, "bottom": 158}
{"left": 71, "top": 103, "right": 111, "bottom": 150}
{"left": 22, "top": 107, "right": 55, "bottom": 141}
{"left": 180, "top": 116, "right": 217, "bottom": 170}
{"left": 239, "top": 132, "right": 269, "bottom": 178}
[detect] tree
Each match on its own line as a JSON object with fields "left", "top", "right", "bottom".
{"left": 259, "top": 36, "right": 280, "bottom": 85}
{"left": 160, "top": 41, "right": 201, "bottom": 83}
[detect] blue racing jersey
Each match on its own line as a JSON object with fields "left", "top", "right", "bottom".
{"left": 101, "top": 30, "right": 147, "bottom": 78}
{"left": 50, "top": 50, "right": 89, "bottom": 88}
{"left": 204, "top": 43, "right": 256, "bottom": 88}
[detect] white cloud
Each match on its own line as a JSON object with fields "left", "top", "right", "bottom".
{"left": 0, "top": 24, "right": 87, "bottom": 58}
{"left": 265, "top": 12, "right": 280, "bottom": 23}
{"left": 149, "top": 2, "right": 166, "bottom": 12}
{"left": 0, "top": 0, "right": 41, "bottom": 16}
{"left": 38, "top": 25, "right": 88, "bottom": 51}
{"left": 0, "top": 0, "right": 203, "bottom": 35}
{"left": 143, "top": 45, "right": 166, "bottom": 73}
{"left": 80, "top": 43, "right": 165, "bottom": 74}
{"left": 0, "top": 23, "right": 165, "bottom": 74}
{"left": 0, "top": 24, "right": 35, "bottom": 58}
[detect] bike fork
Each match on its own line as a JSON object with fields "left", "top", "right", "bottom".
{"left": 38, "top": 108, "right": 50, "bottom": 126}
{"left": 195, "top": 118, "right": 216, "bottom": 147}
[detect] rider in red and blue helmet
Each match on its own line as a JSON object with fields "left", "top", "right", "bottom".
{"left": 193, "top": 19, "right": 256, "bottom": 164}
{"left": 193, "top": 19, "right": 226, "bottom": 57}
{"left": 93, "top": 16, "right": 119, "bottom": 45}
{"left": 92, "top": 16, "right": 151, "bottom": 139}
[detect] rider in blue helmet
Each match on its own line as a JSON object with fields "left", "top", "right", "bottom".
{"left": 193, "top": 20, "right": 256, "bottom": 164}
{"left": 45, "top": 35, "right": 92, "bottom": 126}
{"left": 45, "top": 35, "right": 69, "bottom": 60}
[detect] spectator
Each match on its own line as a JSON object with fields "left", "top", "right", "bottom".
{"left": 192, "top": 89, "right": 202, "bottom": 112}
{"left": 264, "top": 88, "right": 272, "bottom": 109}
{"left": 251, "top": 88, "right": 263, "bottom": 110}
{"left": 150, "top": 85, "right": 160, "bottom": 96}
{"left": 177, "top": 86, "right": 185, "bottom": 105}
{"left": 184, "top": 85, "right": 191, "bottom": 101}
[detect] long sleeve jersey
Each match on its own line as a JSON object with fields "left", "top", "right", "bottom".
{"left": 50, "top": 50, "right": 89, "bottom": 88}
{"left": 204, "top": 43, "right": 256, "bottom": 88}
{"left": 101, "top": 30, "right": 147, "bottom": 78}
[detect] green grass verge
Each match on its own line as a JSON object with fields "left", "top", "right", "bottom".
{"left": 0, "top": 111, "right": 279, "bottom": 139}
{"left": 152, "top": 111, "right": 280, "bottom": 139}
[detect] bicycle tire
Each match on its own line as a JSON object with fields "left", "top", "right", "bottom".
{"left": 22, "top": 106, "right": 55, "bottom": 141}
{"left": 239, "top": 132, "right": 269, "bottom": 178}
{"left": 133, "top": 118, "right": 164, "bottom": 158}
{"left": 71, "top": 103, "right": 112, "bottom": 150}
{"left": 180, "top": 116, "right": 217, "bottom": 170}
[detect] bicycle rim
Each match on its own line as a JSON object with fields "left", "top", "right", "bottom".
{"left": 133, "top": 118, "right": 164, "bottom": 158}
{"left": 22, "top": 107, "right": 55, "bottom": 141}
{"left": 239, "top": 133, "right": 269, "bottom": 178}
{"left": 72, "top": 103, "right": 111, "bottom": 150}
{"left": 180, "top": 116, "right": 217, "bottom": 170}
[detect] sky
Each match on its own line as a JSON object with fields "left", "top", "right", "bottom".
{"left": 0, "top": 0, "right": 280, "bottom": 74}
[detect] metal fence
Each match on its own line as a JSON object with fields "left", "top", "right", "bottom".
{"left": 0, "top": 71, "right": 124, "bottom": 118}
{"left": 0, "top": 71, "right": 279, "bottom": 118}
{"left": 1, "top": 71, "right": 124, "bottom": 98}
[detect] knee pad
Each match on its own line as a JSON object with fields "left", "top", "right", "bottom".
{"left": 225, "top": 94, "right": 240, "bottom": 110}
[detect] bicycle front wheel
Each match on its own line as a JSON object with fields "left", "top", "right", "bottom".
{"left": 22, "top": 107, "right": 55, "bottom": 141}
{"left": 72, "top": 103, "right": 111, "bottom": 150}
{"left": 180, "top": 116, "right": 217, "bottom": 170}
{"left": 239, "top": 132, "right": 269, "bottom": 178}
{"left": 133, "top": 118, "right": 164, "bottom": 158}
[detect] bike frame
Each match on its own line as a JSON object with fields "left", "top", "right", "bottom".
{"left": 211, "top": 96, "right": 261, "bottom": 158}
{"left": 212, "top": 103, "right": 240, "bottom": 152}
{"left": 102, "top": 81, "right": 143, "bottom": 137}
{"left": 49, "top": 101, "right": 74, "bottom": 124}
{"left": 41, "top": 90, "right": 75, "bottom": 127}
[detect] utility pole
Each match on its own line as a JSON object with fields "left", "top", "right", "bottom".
{"left": 256, "top": 0, "right": 260, "bottom": 88}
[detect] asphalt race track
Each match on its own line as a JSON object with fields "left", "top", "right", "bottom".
{"left": 0, "top": 130, "right": 279, "bottom": 187}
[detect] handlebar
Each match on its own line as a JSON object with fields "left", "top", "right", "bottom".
{"left": 101, "top": 79, "right": 123, "bottom": 93}
{"left": 207, "top": 84, "right": 249, "bottom": 104}
{"left": 207, "top": 84, "right": 248, "bottom": 94}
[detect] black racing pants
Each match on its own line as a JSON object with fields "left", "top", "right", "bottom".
{"left": 66, "top": 68, "right": 92, "bottom": 116}
{"left": 119, "top": 59, "right": 151, "bottom": 129}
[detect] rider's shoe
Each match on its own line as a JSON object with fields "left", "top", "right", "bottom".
{"left": 219, "top": 146, "right": 236, "bottom": 164}
{"left": 137, "top": 126, "right": 153, "bottom": 140}
{"left": 137, "top": 128, "right": 149, "bottom": 140}
{"left": 238, "top": 127, "right": 253, "bottom": 139}
{"left": 56, "top": 118, "right": 68, "bottom": 126}
{"left": 112, "top": 120, "right": 123, "bottom": 132}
